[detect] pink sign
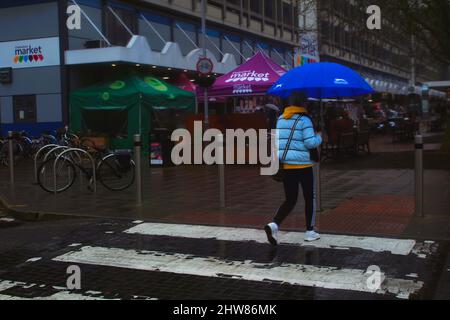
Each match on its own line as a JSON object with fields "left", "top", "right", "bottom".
{"left": 198, "top": 52, "right": 286, "bottom": 97}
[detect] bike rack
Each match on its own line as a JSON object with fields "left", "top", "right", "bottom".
{"left": 42, "top": 146, "right": 86, "bottom": 189}
{"left": 34, "top": 144, "right": 59, "bottom": 183}
{"left": 43, "top": 146, "right": 69, "bottom": 163}
{"left": 53, "top": 148, "right": 97, "bottom": 195}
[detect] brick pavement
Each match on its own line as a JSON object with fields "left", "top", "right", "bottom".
{"left": 0, "top": 132, "right": 449, "bottom": 240}
{"left": 0, "top": 216, "right": 446, "bottom": 300}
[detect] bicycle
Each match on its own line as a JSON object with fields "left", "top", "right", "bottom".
{"left": 37, "top": 147, "right": 135, "bottom": 193}
{"left": 0, "top": 132, "right": 28, "bottom": 166}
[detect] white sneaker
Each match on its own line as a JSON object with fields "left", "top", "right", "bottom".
{"left": 264, "top": 223, "right": 279, "bottom": 246}
{"left": 305, "top": 231, "right": 321, "bottom": 242}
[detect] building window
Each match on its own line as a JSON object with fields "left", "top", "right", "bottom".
{"left": 105, "top": 5, "right": 137, "bottom": 46}
{"left": 264, "top": 0, "right": 275, "bottom": 20}
{"left": 174, "top": 21, "right": 198, "bottom": 56}
{"left": 283, "top": 2, "right": 292, "bottom": 26}
{"left": 13, "top": 95, "right": 36, "bottom": 124}
{"left": 222, "top": 34, "right": 242, "bottom": 64}
{"left": 250, "top": 0, "right": 262, "bottom": 15}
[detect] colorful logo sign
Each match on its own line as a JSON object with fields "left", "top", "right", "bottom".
{"left": 232, "top": 84, "right": 253, "bottom": 95}
{"left": 225, "top": 70, "right": 270, "bottom": 83}
{"left": 334, "top": 78, "right": 349, "bottom": 85}
{"left": 101, "top": 92, "right": 110, "bottom": 101}
{"left": 144, "top": 77, "right": 168, "bottom": 92}
{"left": 110, "top": 80, "right": 126, "bottom": 90}
{"left": 13, "top": 45, "right": 44, "bottom": 64}
{"left": 295, "top": 54, "right": 318, "bottom": 67}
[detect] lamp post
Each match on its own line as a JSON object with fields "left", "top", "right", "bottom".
{"left": 201, "top": 0, "right": 209, "bottom": 129}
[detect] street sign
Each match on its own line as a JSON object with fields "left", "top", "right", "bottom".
{"left": 196, "top": 57, "right": 213, "bottom": 76}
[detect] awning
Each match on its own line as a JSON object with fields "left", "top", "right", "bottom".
{"left": 65, "top": 35, "right": 237, "bottom": 75}
{"left": 198, "top": 52, "right": 286, "bottom": 97}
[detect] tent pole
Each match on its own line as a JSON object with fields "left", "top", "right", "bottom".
{"left": 139, "top": 94, "right": 142, "bottom": 135}
{"left": 315, "top": 98, "right": 323, "bottom": 215}
{"left": 195, "top": 96, "right": 199, "bottom": 115}
{"left": 201, "top": 0, "right": 209, "bottom": 130}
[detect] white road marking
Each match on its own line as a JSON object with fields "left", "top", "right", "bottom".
{"left": 124, "top": 223, "right": 417, "bottom": 256}
{"left": 0, "top": 279, "right": 122, "bottom": 300}
{"left": 26, "top": 257, "right": 42, "bottom": 263}
{"left": 53, "top": 246, "right": 424, "bottom": 299}
{"left": 411, "top": 242, "right": 436, "bottom": 258}
{"left": 0, "top": 218, "right": 15, "bottom": 222}
{"left": 0, "top": 280, "right": 23, "bottom": 292}
{"left": 0, "top": 292, "right": 116, "bottom": 300}
{"left": 68, "top": 243, "right": 82, "bottom": 247}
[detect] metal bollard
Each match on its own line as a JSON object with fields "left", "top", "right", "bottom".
{"left": 415, "top": 135, "right": 424, "bottom": 217}
{"left": 8, "top": 131, "right": 14, "bottom": 187}
{"left": 217, "top": 134, "right": 225, "bottom": 208}
{"left": 314, "top": 163, "right": 322, "bottom": 212}
{"left": 134, "top": 134, "right": 143, "bottom": 206}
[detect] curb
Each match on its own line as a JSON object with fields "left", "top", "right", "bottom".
{"left": 0, "top": 195, "right": 88, "bottom": 222}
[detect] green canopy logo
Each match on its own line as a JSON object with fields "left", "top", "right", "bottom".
{"left": 110, "top": 80, "right": 126, "bottom": 90}
{"left": 144, "top": 77, "right": 168, "bottom": 92}
{"left": 101, "top": 92, "right": 110, "bottom": 101}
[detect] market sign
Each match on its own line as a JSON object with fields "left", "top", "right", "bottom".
{"left": 0, "top": 37, "right": 60, "bottom": 69}
{"left": 224, "top": 70, "right": 270, "bottom": 83}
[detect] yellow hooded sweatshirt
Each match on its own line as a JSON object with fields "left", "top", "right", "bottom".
{"left": 281, "top": 106, "right": 314, "bottom": 170}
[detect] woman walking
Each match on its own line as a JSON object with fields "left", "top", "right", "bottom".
{"left": 265, "top": 92, "right": 323, "bottom": 245}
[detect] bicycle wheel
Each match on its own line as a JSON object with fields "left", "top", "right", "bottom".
{"left": 98, "top": 154, "right": 135, "bottom": 191}
{"left": 37, "top": 157, "right": 77, "bottom": 193}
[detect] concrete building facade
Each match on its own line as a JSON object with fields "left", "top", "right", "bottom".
{"left": 0, "top": 0, "right": 299, "bottom": 135}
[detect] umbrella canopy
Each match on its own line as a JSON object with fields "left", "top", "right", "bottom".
{"left": 70, "top": 75, "right": 195, "bottom": 153}
{"left": 172, "top": 73, "right": 197, "bottom": 93}
{"left": 268, "top": 62, "right": 374, "bottom": 99}
{"left": 202, "top": 51, "right": 286, "bottom": 97}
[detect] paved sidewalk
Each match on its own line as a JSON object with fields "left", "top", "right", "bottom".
{"left": 1, "top": 159, "right": 449, "bottom": 239}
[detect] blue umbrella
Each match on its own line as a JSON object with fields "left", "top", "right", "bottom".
{"left": 268, "top": 63, "right": 374, "bottom": 213}
{"left": 268, "top": 62, "right": 374, "bottom": 99}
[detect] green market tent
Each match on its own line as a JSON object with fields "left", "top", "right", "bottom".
{"left": 70, "top": 76, "right": 196, "bottom": 153}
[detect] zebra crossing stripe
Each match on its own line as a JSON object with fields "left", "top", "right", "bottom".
{"left": 0, "top": 292, "right": 113, "bottom": 300}
{"left": 124, "top": 223, "right": 418, "bottom": 256}
{"left": 53, "top": 246, "right": 424, "bottom": 299}
{"left": 0, "top": 280, "right": 119, "bottom": 300}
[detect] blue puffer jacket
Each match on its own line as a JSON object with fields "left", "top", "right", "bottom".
{"left": 277, "top": 107, "right": 322, "bottom": 165}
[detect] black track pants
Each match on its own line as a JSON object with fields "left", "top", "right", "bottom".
{"left": 273, "top": 167, "right": 316, "bottom": 231}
